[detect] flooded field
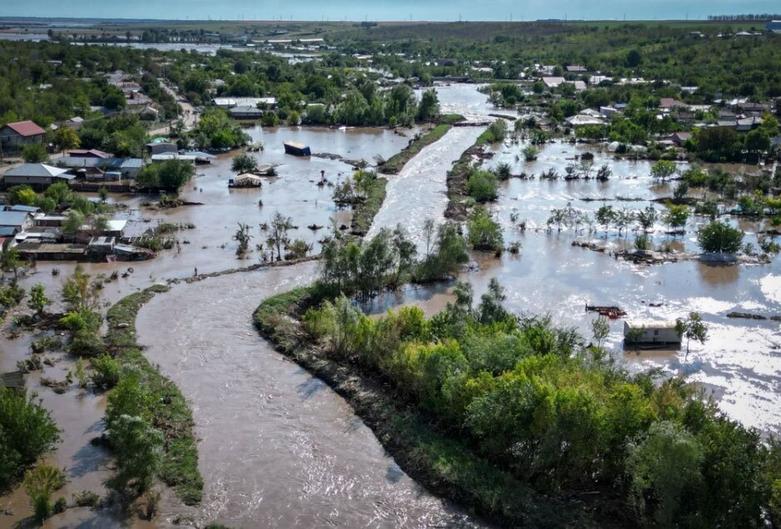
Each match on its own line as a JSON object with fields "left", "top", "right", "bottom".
{"left": 136, "top": 263, "right": 485, "bottom": 529}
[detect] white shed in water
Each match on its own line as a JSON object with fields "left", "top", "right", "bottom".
{"left": 623, "top": 320, "right": 681, "bottom": 345}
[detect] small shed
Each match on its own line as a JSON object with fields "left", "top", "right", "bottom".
{"left": 284, "top": 142, "right": 311, "bottom": 156}
{"left": 623, "top": 320, "right": 681, "bottom": 345}
{"left": 229, "top": 174, "right": 263, "bottom": 188}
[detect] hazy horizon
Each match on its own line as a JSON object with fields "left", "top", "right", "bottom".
{"left": 0, "top": 0, "right": 779, "bottom": 22}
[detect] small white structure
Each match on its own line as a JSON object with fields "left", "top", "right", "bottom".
{"left": 623, "top": 320, "right": 681, "bottom": 345}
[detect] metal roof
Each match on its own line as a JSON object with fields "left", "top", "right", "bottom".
{"left": 0, "top": 210, "right": 31, "bottom": 228}
{"left": 2, "top": 120, "right": 45, "bottom": 137}
{"left": 4, "top": 163, "right": 73, "bottom": 179}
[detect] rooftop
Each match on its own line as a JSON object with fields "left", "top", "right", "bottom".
{"left": 2, "top": 120, "right": 46, "bottom": 137}
{"left": 4, "top": 163, "right": 74, "bottom": 180}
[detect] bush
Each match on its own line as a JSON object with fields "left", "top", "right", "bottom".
{"left": 231, "top": 153, "right": 257, "bottom": 174}
{"left": 697, "top": 221, "right": 744, "bottom": 254}
{"left": 69, "top": 328, "right": 105, "bottom": 357}
{"left": 23, "top": 464, "right": 66, "bottom": 522}
{"left": 91, "top": 354, "right": 121, "bottom": 390}
{"left": 466, "top": 169, "right": 498, "bottom": 203}
{"left": 467, "top": 207, "right": 504, "bottom": 252}
{"left": 479, "top": 120, "right": 507, "bottom": 144}
{"left": 0, "top": 388, "right": 60, "bottom": 490}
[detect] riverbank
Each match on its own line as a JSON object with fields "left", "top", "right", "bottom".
{"left": 105, "top": 285, "right": 203, "bottom": 506}
{"left": 253, "top": 287, "right": 604, "bottom": 529}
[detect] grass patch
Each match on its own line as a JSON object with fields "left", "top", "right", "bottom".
{"left": 350, "top": 176, "right": 387, "bottom": 236}
{"left": 105, "top": 285, "right": 203, "bottom": 505}
{"left": 438, "top": 113, "right": 465, "bottom": 125}
{"left": 253, "top": 288, "right": 595, "bottom": 528}
{"left": 379, "top": 123, "right": 452, "bottom": 175}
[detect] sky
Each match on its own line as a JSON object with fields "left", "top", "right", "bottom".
{"left": 0, "top": 0, "right": 779, "bottom": 21}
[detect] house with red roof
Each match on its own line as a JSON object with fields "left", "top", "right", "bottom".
{"left": 0, "top": 120, "right": 46, "bottom": 154}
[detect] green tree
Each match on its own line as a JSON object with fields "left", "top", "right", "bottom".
{"left": 231, "top": 153, "right": 258, "bottom": 174}
{"left": 1, "top": 247, "right": 21, "bottom": 280}
{"left": 7, "top": 185, "right": 38, "bottom": 206}
{"left": 467, "top": 207, "right": 503, "bottom": 252}
{"left": 592, "top": 316, "right": 610, "bottom": 348}
{"left": 62, "top": 210, "right": 85, "bottom": 236}
{"left": 651, "top": 160, "right": 676, "bottom": 181}
{"left": 466, "top": 169, "right": 498, "bottom": 202}
{"left": 628, "top": 421, "right": 704, "bottom": 526}
{"left": 675, "top": 312, "right": 708, "bottom": 354}
{"left": 53, "top": 126, "right": 80, "bottom": 153}
{"left": 0, "top": 388, "right": 60, "bottom": 489}
{"left": 266, "top": 212, "right": 293, "bottom": 261}
{"left": 416, "top": 89, "right": 440, "bottom": 122}
{"left": 107, "top": 414, "right": 163, "bottom": 497}
{"left": 27, "top": 284, "right": 50, "bottom": 318}
{"left": 696, "top": 221, "right": 743, "bottom": 254}
{"left": 664, "top": 203, "right": 689, "bottom": 232}
{"left": 22, "top": 143, "right": 48, "bottom": 163}
{"left": 157, "top": 159, "right": 195, "bottom": 192}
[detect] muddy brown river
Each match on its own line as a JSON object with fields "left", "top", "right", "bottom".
{"left": 135, "top": 263, "right": 484, "bottom": 529}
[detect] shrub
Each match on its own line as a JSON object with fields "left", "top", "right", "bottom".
{"left": 697, "top": 221, "right": 744, "bottom": 254}
{"left": 466, "top": 169, "right": 498, "bottom": 203}
{"left": 23, "top": 464, "right": 66, "bottom": 522}
{"left": 467, "top": 207, "right": 504, "bottom": 252}
{"left": 0, "top": 388, "right": 60, "bottom": 489}
{"left": 91, "top": 355, "right": 121, "bottom": 390}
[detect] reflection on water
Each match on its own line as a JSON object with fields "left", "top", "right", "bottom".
{"left": 136, "top": 263, "right": 487, "bottom": 528}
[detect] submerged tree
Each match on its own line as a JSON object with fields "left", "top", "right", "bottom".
{"left": 675, "top": 312, "right": 708, "bottom": 354}
{"left": 231, "top": 153, "right": 258, "bottom": 174}
{"left": 234, "top": 223, "right": 253, "bottom": 257}
{"left": 266, "top": 212, "right": 294, "bottom": 261}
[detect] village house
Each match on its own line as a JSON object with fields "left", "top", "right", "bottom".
{"left": 566, "top": 65, "right": 588, "bottom": 73}
{"left": 2, "top": 163, "right": 75, "bottom": 189}
{"left": 670, "top": 132, "right": 692, "bottom": 146}
{"left": 229, "top": 106, "right": 264, "bottom": 120}
{"left": 0, "top": 209, "right": 34, "bottom": 234}
{"left": 659, "top": 98, "right": 689, "bottom": 111}
{"left": 542, "top": 76, "right": 566, "bottom": 89}
{"left": 0, "top": 120, "right": 46, "bottom": 154}
{"left": 146, "top": 141, "right": 178, "bottom": 156}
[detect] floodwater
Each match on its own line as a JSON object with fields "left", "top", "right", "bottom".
{"left": 135, "top": 263, "right": 485, "bottom": 529}
{"left": 0, "top": 125, "right": 414, "bottom": 527}
{"left": 369, "top": 125, "right": 485, "bottom": 250}
{"left": 3, "top": 82, "right": 780, "bottom": 528}
{"left": 468, "top": 137, "right": 781, "bottom": 434}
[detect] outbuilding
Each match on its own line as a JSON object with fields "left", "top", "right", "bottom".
{"left": 623, "top": 320, "right": 681, "bottom": 346}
